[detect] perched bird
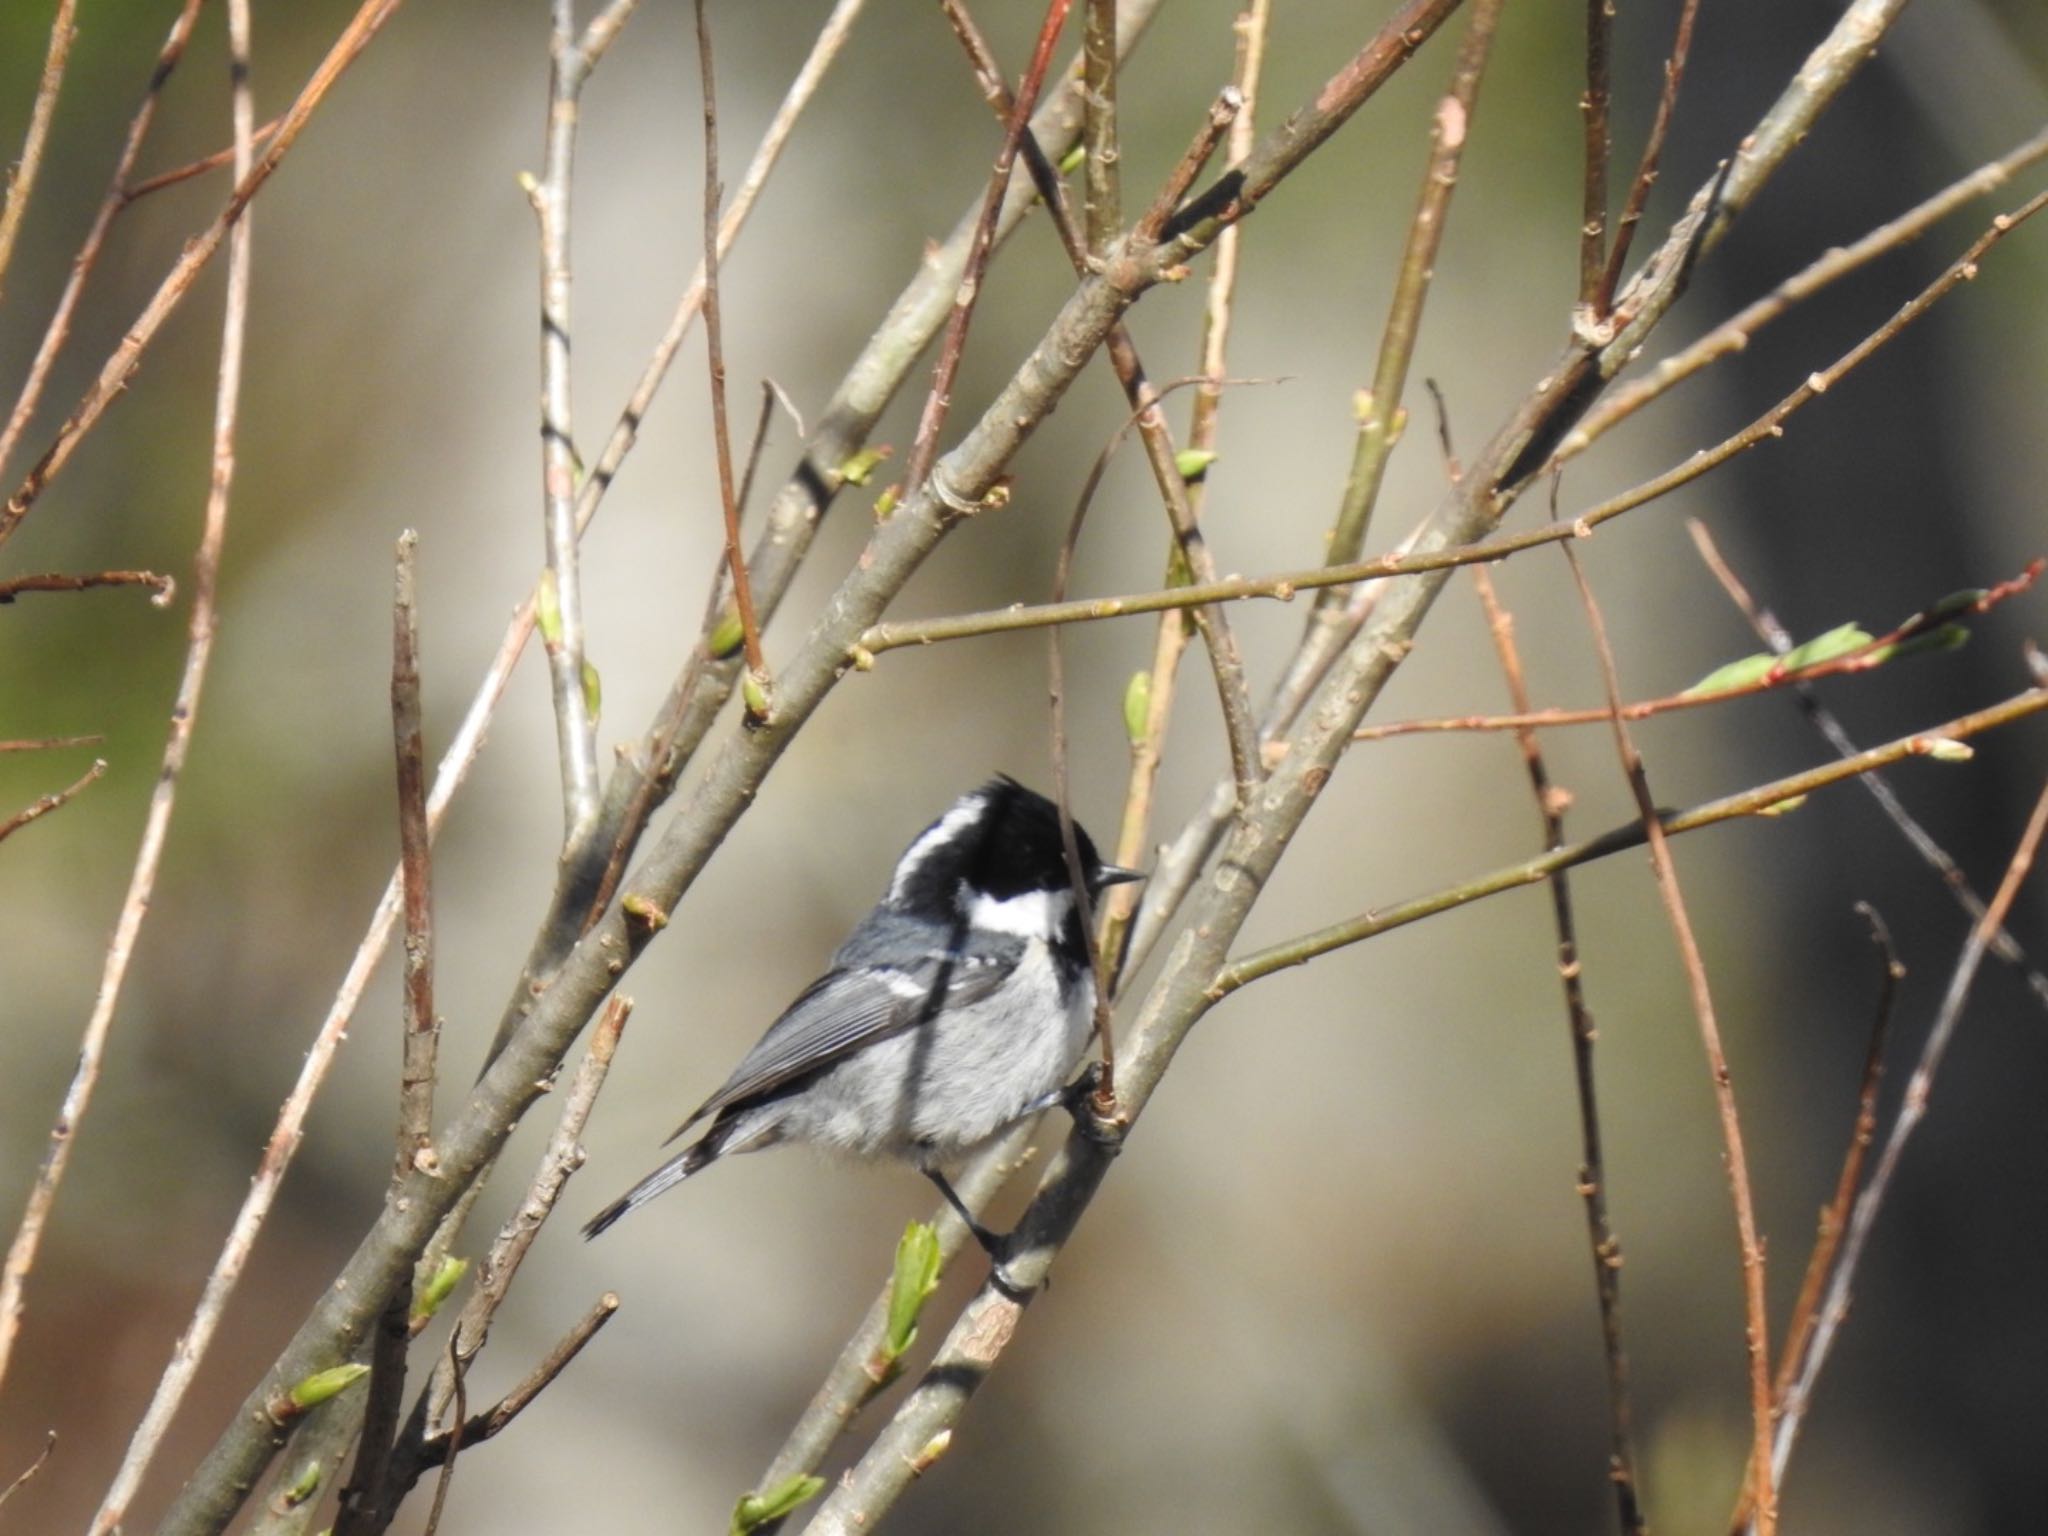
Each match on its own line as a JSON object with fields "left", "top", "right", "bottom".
{"left": 583, "top": 776, "right": 1141, "bottom": 1261}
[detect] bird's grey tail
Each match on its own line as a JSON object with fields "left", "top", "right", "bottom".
{"left": 582, "top": 1136, "right": 717, "bottom": 1239}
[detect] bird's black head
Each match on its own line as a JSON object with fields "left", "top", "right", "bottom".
{"left": 886, "top": 776, "right": 1140, "bottom": 916}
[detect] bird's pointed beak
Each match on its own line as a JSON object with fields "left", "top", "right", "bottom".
{"left": 1093, "top": 863, "right": 1145, "bottom": 890}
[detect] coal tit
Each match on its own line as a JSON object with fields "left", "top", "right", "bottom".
{"left": 583, "top": 776, "right": 1141, "bottom": 1258}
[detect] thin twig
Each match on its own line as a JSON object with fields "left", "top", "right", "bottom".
{"left": 0, "top": 1432, "right": 56, "bottom": 1513}
{"left": 1470, "top": 568, "right": 1644, "bottom": 1536}
{"left": 121, "top": 114, "right": 289, "bottom": 203}
{"left": 696, "top": 0, "right": 765, "bottom": 698}
{"left": 71, "top": 0, "right": 254, "bottom": 1509}
{"left": 1578, "top": 0, "right": 1613, "bottom": 308}
{"left": 1081, "top": 0, "right": 1119, "bottom": 256}
{"left": 1560, "top": 542, "right": 1776, "bottom": 1535}
{"left": 532, "top": 1, "right": 612, "bottom": 842}
{"left": 0, "top": 758, "right": 106, "bottom": 846}
{"left": 0, "top": 0, "right": 407, "bottom": 552}
{"left": 420, "top": 1331, "right": 464, "bottom": 1536}
{"left": 0, "top": 568, "right": 175, "bottom": 604}
{"left": 0, "top": 0, "right": 208, "bottom": 485}
{"left": 0, "top": 735, "right": 102, "bottom": 754}
{"left": 1691, "top": 520, "right": 2048, "bottom": 1014}
{"left": 902, "top": 0, "right": 1074, "bottom": 496}
{"left": 1727, "top": 903, "right": 1898, "bottom": 1533}
{"left": 335, "top": 529, "right": 439, "bottom": 1533}
{"left": 0, "top": 0, "right": 78, "bottom": 306}
{"left": 1567, "top": 125, "right": 2048, "bottom": 459}
{"left": 390, "top": 531, "right": 438, "bottom": 1181}
{"left": 6, "top": 0, "right": 256, "bottom": 1438}
{"left": 1319, "top": 0, "right": 1501, "bottom": 595}
{"left": 1766, "top": 778, "right": 2048, "bottom": 1509}
{"left": 1100, "top": 0, "right": 1270, "bottom": 982}
{"left": 1594, "top": 0, "right": 1702, "bottom": 314}
{"left": 1353, "top": 557, "right": 2043, "bottom": 740}
{"left": 412, "top": 1295, "right": 619, "bottom": 1476}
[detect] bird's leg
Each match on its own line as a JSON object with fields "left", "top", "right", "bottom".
{"left": 924, "top": 1167, "right": 1005, "bottom": 1258}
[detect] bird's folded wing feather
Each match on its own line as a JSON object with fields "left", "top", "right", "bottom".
{"left": 666, "top": 952, "right": 1010, "bottom": 1140}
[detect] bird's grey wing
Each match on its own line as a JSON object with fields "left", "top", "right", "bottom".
{"left": 668, "top": 951, "right": 1011, "bottom": 1140}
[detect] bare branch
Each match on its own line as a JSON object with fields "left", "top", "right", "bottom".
{"left": 0, "top": 0, "right": 77, "bottom": 306}
{"left": 1470, "top": 567, "right": 1644, "bottom": 1536}
{"left": 1561, "top": 544, "right": 1775, "bottom": 1532}
{"left": 0, "top": 568, "right": 174, "bottom": 604}
{"left": 1594, "top": 0, "right": 1703, "bottom": 313}
{"left": 695, "top": 0, "right": 767, "bottom": 700}
{"left": 1081, "top": 0, "right": 1119, "bottom": 255}
{"left": 1728, "top": 904, "right": 1898, "bottom": 1534}
{"left": 0, "top": 1432, "right": 56, "bottom": 1514}
{"left": 1578, "top": 0, "right": 1612, "bottom": 307}
{"left": 0, "top": 757, "right": 106, "bottom": 847}
{"left": 531, "top": 1, "right": 620, "bottom": 841}
{"left": 120, "top": 114, "right": 289, "bottom": 203}
{"left": 1767, "top": 778, "right": 2048, "bottom": 1507}
{"left": 1320, "top": 0, "right": 1501, "bottom": 596}
{"left": 902, "top": 0, "right": 1074, "bottom": 498}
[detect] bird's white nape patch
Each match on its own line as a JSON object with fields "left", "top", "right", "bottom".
{"left": 887, "top": 791, "right": 989, "bottom": 902}
{"left": 966, "top": 886, "right": 1071, "bottom": 939}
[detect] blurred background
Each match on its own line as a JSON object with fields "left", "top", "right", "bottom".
{"left": 2, "top": 1, "right": 2045, "bottom": 1531}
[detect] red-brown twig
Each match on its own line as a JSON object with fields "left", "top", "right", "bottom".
{"left": 0, "top": 0, "right": 77, "bottom": 306}
{"left": 0, "top": 735, "right": 102, "bottom": 754}
{"left": 1765, "top": 777, "right": 2048, "bottom": 1514}
{"left": 1578, "top": 0, "right": 1613, "bottom": 308}
{"left": 0, "top": 1432, "right": 56, "bottom": 1514}
{"left": 0, "top": 0, "right": 208, "bottom": 486}
{"left": 1594, "top": 0, "right": 1702, "bottom": 314}
{"left": 902, "top": 0, "right": 1073, "bottom": 497}
{"left": 72, "top": 0, "right": 256, "bottom": 1514}
{"left": 1727, "top": 903, "right": 1899, "bottom": 1532}
{"left": 1354, "top": 558, "right": 2043, "bottom": 740}
{"left": 0, "top": 758, "right": 106, "bottom": 847}
{"left": 695, "top": 0, "right": 765, "bottom": 699}
{"left": 1561, "top": 543, "right": 1776, "bottom": 1535}
{"left": 0, "top": 0, "right": 406, "bottom": 552}
{"left": 120, "top": 113, "right": 289, "bottom": 203}
{"left": 0, "top": 568, "right": 174, "bottom": 605}
{"left": 1471, "top": 567, "right": 1645, "bottom": 1535}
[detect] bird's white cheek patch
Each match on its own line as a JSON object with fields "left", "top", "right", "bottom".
{"left": 966, "top": 887, "right": 1070, "bottom": 938}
